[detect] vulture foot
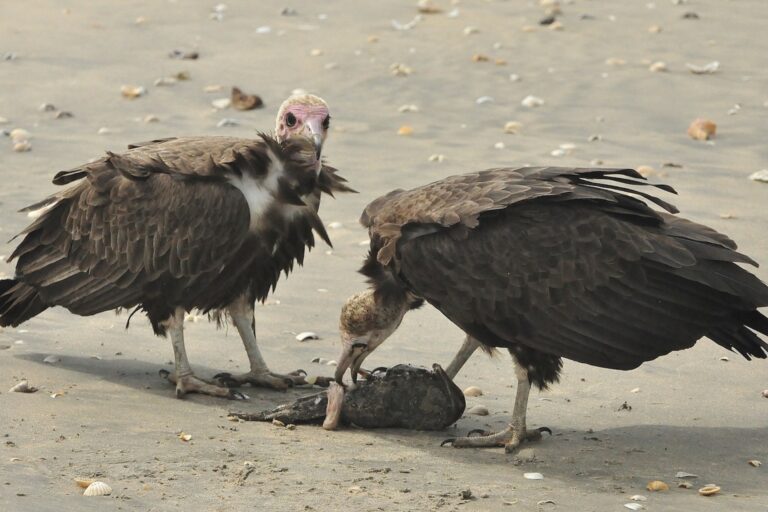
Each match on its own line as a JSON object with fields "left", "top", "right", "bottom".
{"left": 214, "top": 370, "right": 329, "bottom": 390}
{"left": 441, "top": 426, "right": 551, "bottom": 452}
{"left": 159, "top": 369, "right": 248, "bottom": 400}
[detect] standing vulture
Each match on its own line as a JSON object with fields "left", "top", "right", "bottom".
{"left": 334, "top": 167, "right": 768, "bottom": 451}
{"left": 0, "top": 94, "right": 353, "bottom": 399}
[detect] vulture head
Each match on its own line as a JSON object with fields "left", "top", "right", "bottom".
{"left": 275, "top": 94, "right": 330, "bottom": 158}
{"left": 334, "top": 289, "right": 420, "bottom": 384}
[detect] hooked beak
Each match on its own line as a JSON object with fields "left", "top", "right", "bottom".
{"left": 304, "top": 118, "right": 325, "bottom": 159}
{"left": 334, "top": 339, "right": 369, "bottom": 384}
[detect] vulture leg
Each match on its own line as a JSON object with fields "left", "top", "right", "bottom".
{"left": 214, "top": 297, "right": 328, "bottom": 390}
{"left": 445, "top": 335, "right": 482, "bottom": 379}
{"left": 160, "top": 308, "right": 246, "bottom": 400}
{"left": 443, "top": 357, "right": 550, "bottom": 452}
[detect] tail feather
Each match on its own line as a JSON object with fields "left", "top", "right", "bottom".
{"left": 0, "top": 279, "right": 48, "bottom": 327}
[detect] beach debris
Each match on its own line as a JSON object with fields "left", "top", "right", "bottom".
{"left": 682, "top": 12, "right": 700, "bottom": 19}
{"left": 476, "top": 96, "right": 494, "bottom": 105}
{"left": 719, "top": 356, "right": 729, "bottom": 361}
{"left": 521, "top": 95, "right": 544, "bottom": 108}
{"left": 398, "top": 125, "right": 414, "bottom": 136}
{"left": 327, "top": 222, "right": 343, "bottom": 229}
{"left": 686, "top": 61, "right": 719, "bottom": 74}
{"left": 121, "top": 85, "right": 147, "bottom": 99}
{"left": 204, "top": 84, "right": 223, "bottom": 93}
{"left": 43, "top": 355, "right": 61, "bottom": 364}
{"left": 467, "top": 405, "right": 489, "bottom": 416}
{"left": 463, "top": 26, "right": 480, "bottom": 36}
{"left": 540, "top": 15, "right": 556, "bottom": 26}
{"left": 698, "top": 485, "right": 720, "bottom": 496}
{"left": 296, "top": 331, "right": 319, "bottom": 342}
{"left": 398, "top": 104, "right": 419, "bottom": 113}
{"left": 687, "top": 118, "right": 716, "bottom": 140}
{"left": 169, "top": 49, "right": 199, "bottom": 60}
{"left": 551, "top": 143, "right": 576, "bottom": 157}
{"left": 74, "top": 478, "right": 94, "bottom": 489}
{"left": 10, "top": 128, "right": 30, "bottom": 143}
{"left": 417, "top": 0, "right": 442, "bottom": 14}
{"left": 144, "top": 115, "right": 159, "bottom": 123}
{"left": 678, "top": 481, "right": 693, "bottom": 489}
{"left": 13, "top": 141, "right": 32, "bottom": 152}
{"left": 50, "top": 391, "right": 65, "bottom": 398}
{"left": 747, "top": 459, "right": 761, "bottom": 467}
{"left": 675, "top": 471, "right": 699, "bottom": 479}
{"left": 154, "top": 77, "right": 177, "bottom": 86}
{"left": 390, "top": 63, "right": 413, "bottom": 76}
{"left": 367, "top": 35, "right": 379, "bottom": 43}
{"left": 83, "top": 481, "right": 112, "bottom": 497}
{"left": 629, "top": 495, "right": 647, "bottom": 501}
{"left": 97, "top": 127, "right": 113, "bottom": 135}
{"left": 38, "top": 103, "right": 56, "bottom": 112}
{"left": 648, "top": 24, "right": 662, "bottom": 33}
{"left": 3, "top": 52, "right": 18, "bottom": 61}
{"left": 472, "top": 53, "right": 490, "bottom": 63}
{"left": 9, "top": 380, "right": 37, "bottom": 393}
{"left": 310, "top": 48, "right": 323, "bottom": 57}
{"left": 719, "top": 213, "right": 736, "bottom": 219}
{"left": 463, "top": 386, "right": 483, "bottom": 397}
{"left": 649, "top": 61, "right": 668, "bottom": 72}
{"left": 325, "top": 360, "right": 337, "bottom": 366}
{"left": 216, "top": 118, "right": 239, "bottom": 128}
{"left": 727, "top": 104, "right": 741, "bottom": 116}
{"left": 447, "top": 8, "right": 460, "bottom": 18}
{"left": 255, "top": 26, "right": 272, "bottom": 34}
{"left": 55, "top": 111, "right": 73, "bottom": 119}
{"left": 231, "top": 87, "right": 263, "bottom": 110}
{"left": 524, "top": 472, "right": 544, "bottom": 480}
{"left": 178, "top": 432, "right": 192, "bottom": 442}
{"left": 509, "top": 73, "right": 521, "bottom": 82}
{"left": 211, "top": 98, "right": 230, "bottom": 109}
{"left": 605, "top": 57, "right": 626, "bottom": 66}
{"left": 646, "top": 480, "right": 669, "bottom": 491}
{"left": 311, "top": 357, "right": 329, "bottom": 364}
{"left": 624, "top": 504, "right": 644, "bottom": 511}
{"left": 504, "top": 121, "right": 523, "bottom": 134}
{"left": 762, "top": 389, "right": 768, "bottom": 398}
{"left": 631, "top": 387, "right": 641, "bottom": 393}
{"left": 391, "top": 16, "right": 421, "bottom": 31}
{"left": 748, "top": 170, "right": 768, "bottom": 183}
{"left": 428, "top": 154, "right": 445, "bottom": 163}
{"left": 494, "top": 142, "right": 505, "bottom": 150}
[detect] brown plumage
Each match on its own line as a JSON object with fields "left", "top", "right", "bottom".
{"left": 336, "top": 166, "right": 768, "bottom": 451}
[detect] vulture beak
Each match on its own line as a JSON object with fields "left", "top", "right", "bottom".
{"left": 334, "top": 338, "right": 369, "bottom": 385}
{"left": 304, "top": 118, "right": 325, "bottom": 159}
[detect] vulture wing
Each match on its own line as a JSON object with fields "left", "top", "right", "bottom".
{"left": 366, "top": 167, "right": 768, "bottom": 370}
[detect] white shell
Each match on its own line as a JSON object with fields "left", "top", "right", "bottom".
{"left": 43, "top": 355, "right": 60, "bottom": 364}
{"left": 467, "top": 405, "right": 489, "bottom": 416}
{"left": 523, "top": 472, "right": 544, "bottom": 480}
{"left": 296, "top": 332, "right": 319, "bottom": 342}
{"left": 217, "top": 118, "right": 239, "bottom": 128}
{"left": 325, "top": 360, "right": 337, "bottom": 366}
{"left": 10, "top": 128, "right": 30, "bottom": 143}
{"left": 475, "top": 96, "right": 494, "bottom": 105}
{"left": 120, "top": 85, "right": 147, "bottom": 99}
{"left": 521, "top": 95, "right": 544, "bottom": 108}
{"left": 211, "top": 98, "right": 231, "bottom": 109}
{"left": 9, "top": 380, "right": 36, "bottom": 393}
{"left": 398, "top": 104, "right": 419, "bottom": 113}
{"left": 649, "top": 61, "right": 667, "bottom": 72}
{"left": 463, "top": 386, "right": 483, "bottom": 397}
{"left": 504, "top": 121, "right": 522, "bottom": 134}
{"left": 675, "top": 471, "right": 699, "bottom": 479}
{"left": 748, "top": 460, "right": 762, "bottom": 467}
{"left": 305, "top": 375, "right": 318, "bottom": 385}
{"left": 686, "top": 61, "right": 719, "bottom": 74}
{"left": 13, "top": 141, "right": 32, "bottom": 152}
{"left": 327, "top": 222, "right": 343, "bottom": 229}
{"left": 629, "top": 495, "right": 647, "bottom": 501}
{"left": 749, "top": 170, "right": 768, "bottom": 183}
{"left": 83, "top": 481, "right": 112, "bottom": 496}
{"left": 624, "top": 504, "right": 644, "bottom": 511}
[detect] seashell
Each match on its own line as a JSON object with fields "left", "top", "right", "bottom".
{"left": 272, "top": 419, "right": 285, "bottom": 427}
{"left": 494, "top": 142, "right": 505, "bottom": 150}
{"left": 678, "top": 481, "right": 693, "bottom": 489}
{"left": 285, "top": 424, "right": 296, "bottom": 430}
{"left": 9, "top": 380, "right": 37, "bottom": 393}
{"left": 204, "top": 84, "right": 224, "bottom": 93}
{"left": 391, "top": 16, "right": 421, "bottom": 31}
{"left": 13, "top": 141, "right": 32, "bottom": 152}
{"left": 216, "top": 118, "right": 239, "bottom": 128}
{"left": 43, "top": 355, "right": 60, "bottom": 364}
{"left": 120, "top": 85, "right": 147, "bottom": 99}
{"left": 675, "top": 471, "right": 699, "bottom": 479}
{"left": 305, "top": 375, "right": 318, "bottom": 385}
{"left": 719, "top": 356, "right": 729, "bottom": 362}
{"left": 748, "top": 459, "right": 761, "bottom": 467}
{"left": 646, "top": 480, "right": 669, "bottom": 491}
{"left": 417, "top": 0, "right": 442, "bottom": 14}
{"left": 467, "top": 405, "right": 489, "bottom": 416}
{"left": 629, "top": 495, "right": 647, "bottom": 501}
{"left": 548, "top": 21, "right": 564, "bottom": 31}
{"left": 255, "top": 26, "right": 272, "bottom": 34}
{"left": 97, "top": 127, "right": 112, "bottom": 135}
{"left": 698, "top": 485, "right": 720, "bottom": 496}
{"left": 761, "top": 389, "right": 768, "bottom": 398}
{"left": 135, "top": 16, "right": 147, "bottom": 24}
{"left": 367, "top": 35, "right": 379, "bottom": 43}
{"left": 327, "top": 222, "right": 343, "bottom": 229}
{"left": 648, "top": 24, "right": 662, "bottom": 33}
{"left": 509, "top": 73, "right": 521, "bottom": 82}
{"left": 463, "top": 26, "right": 479, "bottom": 36}
{"left": 231, "top": 87, "right": 263, "bottom": 111}
{"left": 83, "top": 481, "right": 112, "bottom": 496}
{"left": 325, "top": 360, "right": 337, "bottom": 366}
{"left": 169, "top": 49, "right": 199, "bottom": 60}
{"left": 686, "top": 61, "right": 719, "bottom": 74}
{"left": 311, "top": 357, "right": 328, "bottom": 364}
{"left": 398, "top": 104, "right": 419, "bottom": 113}
{"left": 178, "top": 432, "right": 192, "bottom": 442}
{"left": 649, "top": 61, "right": 667, "bottom": 72}
{"left": 50, "top": 391, "right": 65, "bottom": 398}
{"left": 211, "top": 98, "right": 231, "bottom": 109}
{"left": 39, "top": 103, "right": 56, "bottom": 112}
{"left": 495, "top": 58, "right": 507, "bottom": 65}
{"left": 428, "top": 154, "right": 445, "bottom": 163}
{"left": 472, "top": 54, "right": 490, "bottom": 62}
{"left": 687, "top": 118, "right": 716, "bottom": 140}
{"left": 463, "top": 386, "right": 483, "bottom": 397}
{"left": 476, "top": 96, "right": 494, "bottom": 105}
{"left": 144, "top": 115, "right": 159, "bottom": 123}
{"left": 523, "top": 472, "right": 544, "bottom": 480}
{"left": 504, "top": 121, "right": 522, "bottom": 134}
{"left": 296, "top": 331, "right": 319, "bottom": 342}
{"left": 10, "top": 128, "right": 30, "bottom": 143}
{"left": 74, "top": 478, "right": 94, "bottom": 489}
{"left": 521, "top": 95, "right": 544, "bottom": 108}
{"left": 605, "top": 57, "right": 626, "bottom": 66}
{"left": 390, "top": 63, "right": 412, "bottom": 76}
{"left": 153, "top": 77, "right": 176, "bottom": 86}
{"left": 397, "top": 125, "right": 414, "bottom": 136}
{"left": 682, "top": 11, "right": 699, "bottom": 19}
{"left": 624, "top": 504, "right": 644, "bottom": 511}
{"left": 55, "top": 111, "right": 73, "bottom": 119}
{"left": 748, "top": 170, "right": 768, "bottom": 183}
{"left": 310, "top": 48, "right": 323, "bottom": 57}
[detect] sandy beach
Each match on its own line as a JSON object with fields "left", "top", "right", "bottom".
{"left": 1, "top": 0, "right": 767, "bottom": 510}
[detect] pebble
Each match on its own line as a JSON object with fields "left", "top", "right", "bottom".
{"left": 428, "top": 154, "right": 445, "bottom": 162}
{"left": 504, "top": 121, "right": 522, "bottom": 134}
{"left": 523, "top": 472, "right": 544, "bottom": 480}
{"left": 467, "top": 405, "right": 489, "bottom": 416}
{"left": 749, "top": 170, "right": 768, "bottom": 183}
{"left": 217, "top": 118, "right": 239, "bottom": 128}
{"left": 649, "top": 61, "right": 668, "bottom": 72}
{"left": 398, "top": 125, "right": 414, "bottom": 136}
{"left": 521, "top": 95, "right": 544, "bottom": 108}
{"left": 687, "top": 118, "right": 716, "bottom": 140}
{"left": 212, "top": 98, "right": 231, "bottom": 109}
{"left": 476, "top": 96, "right": 494, "bottom": 105}
{"left": 13, "top": 141, "right": 32, "bottom": 152}
{"left": 463, "top": 386, "right": 483, "bottom": 397}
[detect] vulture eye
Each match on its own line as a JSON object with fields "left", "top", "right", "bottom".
{"left": 285, "top": 112, "right": 297, "bottom": 127}
{"left": 322, "top": 115, "right": 330, "bottom": 129}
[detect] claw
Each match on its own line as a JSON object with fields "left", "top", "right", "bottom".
{"left": 467, "top": 429, "right": 491, "bottom": 437}
{"left": 440, "top": 438, "right": 456, "bottom": 447}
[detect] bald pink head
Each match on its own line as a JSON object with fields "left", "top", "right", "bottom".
{"left": 275, "top": 94, "right": 330, "bottom": 158}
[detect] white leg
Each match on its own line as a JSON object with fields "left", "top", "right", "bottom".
{"left": 445, "top": 335, "right": 482, "bottom": 379}
{"left": 160, "top": 307, "right": 245, "bottom": 400}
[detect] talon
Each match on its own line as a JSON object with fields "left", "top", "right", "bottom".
{"left": 370, "top": 366, "right": 388, "bottom": 375}
{"left": 440, "top": 438, "right": 456, "bottom": 447}
{"left": 230, "top": 390, "right": 249, "bottom": 400}
{"left": 538, "top": 426, "right": 553, "bottom": 436}
{"left": 290, "top": 369, "right": 308, "bottom": 377}
{"left": 467, "top": 429, "right": 490, "bottom": 437}
{"left": 159, "top": 369, "right": 171, "bottom": 379}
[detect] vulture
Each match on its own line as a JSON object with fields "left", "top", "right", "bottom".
{"left": 0, "top": 94, "right": 353, "bottom": 399}
{"left": 334, "top": 166, "right": 768, "bottom": 452}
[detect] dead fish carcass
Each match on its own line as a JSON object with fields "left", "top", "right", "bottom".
{"left": 231, "top": 364, "right": 465, "bottom": 430}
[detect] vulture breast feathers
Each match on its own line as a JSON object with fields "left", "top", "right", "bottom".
{"left": 6, "top": 135, "right": 352, "bottom": 326}
{"left": 361, "top": 167, "right": 768, "bottom": 370}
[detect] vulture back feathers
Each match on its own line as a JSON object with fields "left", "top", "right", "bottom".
{"left": 360, "top": 167, "right": 768, "bottom": 383}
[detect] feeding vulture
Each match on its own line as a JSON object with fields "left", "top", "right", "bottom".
{"left": 334, "top": 166, "right": 768, "bottom": 452}
{"left": 0, "top": 94, "right": 354, "bottom": 399}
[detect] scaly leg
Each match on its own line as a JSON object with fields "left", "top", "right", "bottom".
{"left": 445, "top": 335, "right": 482, "bottom": 379}
{"left": 442, "top": 358, "right": 551, "bottom": 453}
{"left": 159, "top": 307, "right": 246, "bottom": 400}
{"left": 214, "top": 296, "right": 331, "bottom": 390}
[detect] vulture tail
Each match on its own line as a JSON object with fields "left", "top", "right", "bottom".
{"left": 0, "top": 279, "right": 48, "bottom": 327}
{"left": 707, "top": 311, "right": 768, "bottom": 361}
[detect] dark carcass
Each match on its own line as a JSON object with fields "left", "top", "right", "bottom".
{"left": 230, "top": 364, "right": 465, "bottom": 430}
